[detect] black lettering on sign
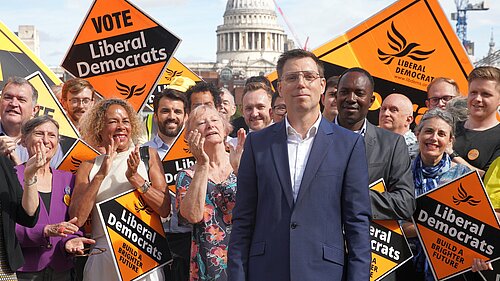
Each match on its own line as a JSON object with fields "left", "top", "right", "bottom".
{"left": 36, "top": 106, "right": 55, "bottom": 118}
{"left": 91, "top": 10, "right": 133, "bottom": 33}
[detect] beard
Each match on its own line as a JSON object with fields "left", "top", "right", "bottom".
{"left": 158, "top": 120, "right": 183, "bottom": 138}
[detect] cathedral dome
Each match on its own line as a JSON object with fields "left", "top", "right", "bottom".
{"left": 216, "top": 0, "right": 291, "bottom": 76}
{"left": 225, "top": 0, "right": 275, "bottom": 11}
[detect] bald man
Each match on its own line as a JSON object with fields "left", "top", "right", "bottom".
{"left": 379, "top": 93, "right": 418, "bottom": 160}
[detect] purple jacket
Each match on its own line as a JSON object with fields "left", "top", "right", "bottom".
{"left": 15, "top": 165, "right": 77, "bottom": 273}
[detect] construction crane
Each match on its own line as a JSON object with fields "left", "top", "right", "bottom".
{"left": 451, "top": 0, "right": 489, "bottom": 55}
{"left": 272, "top": 0, "right": 308, "bottom": 50}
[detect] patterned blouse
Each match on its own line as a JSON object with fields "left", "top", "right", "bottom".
{"left": 176, "top": 170, "right": 237, "bottom": 281}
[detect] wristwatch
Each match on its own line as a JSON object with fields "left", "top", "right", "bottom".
{"left": 138, "top": 181, "right": 151, "bottom": 194}
{"left": 449, "top": 151, "right": 460, "bottom": 159}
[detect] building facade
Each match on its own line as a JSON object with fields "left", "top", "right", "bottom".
{"left": 186, "top": 0, "right": 293, "bottom": 102}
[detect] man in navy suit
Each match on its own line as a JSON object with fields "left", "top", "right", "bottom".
{"left": 228, "top": 49, "right": 372, "bottom": 281}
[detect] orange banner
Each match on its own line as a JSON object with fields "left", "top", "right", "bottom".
{"left": 61, "top": 0, "right": 181, "bottom": 112}
{"left": 268, "top": 0, "right": 473, "bottom": 126}
{"left": 162, "top": 129, "right": 195, "bottom": 196}
{"left": 413, "top": 171, "right": 500, "bottom": 280}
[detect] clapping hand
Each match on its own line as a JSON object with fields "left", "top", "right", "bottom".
{"left": 187, "top": 129, "right": 209, "bottom": 165}
{"left": 65, "top": 237, "right": 96, "bottom": 255}
{"left": 126, "top": 145, "right": 140, "bottom": 180}
{"left": 44, "top": 217, "right": 79, "bottom": 238}
{"left": 229, "top": 128, "right": 246, "bottom": 175}
{"left": 25, "top": 141, "right": 46, "bottom": 180}
{"left": 0, "top": 136, "right": 21, "bottom": 164}
{"left": 97, "top": 138, "right": 118, "bottom": 177}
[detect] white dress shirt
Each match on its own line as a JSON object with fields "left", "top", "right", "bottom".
{"left": 285, "top": 114, "right": 322, "bottom": 201}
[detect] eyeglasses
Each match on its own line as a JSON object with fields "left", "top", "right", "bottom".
{"left": 273, "top": 104, "right": 287, "bottom": 114}
{"left": 281, "top": 71, "right": 321, "bottom": 84}
{"left": 74, "top": 247, "right": 106, "bottom": 257}
{"left": 427, "top": 95, "right": 454, "bottom": 105}
{"left": 69, "top": 98, "right": 92, "bottom": 106}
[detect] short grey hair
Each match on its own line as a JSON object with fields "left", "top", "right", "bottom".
{"left": 445, "top": 96, "right": 468, "bottom": 123}
{"left": 2, "top": 76, "right": 38, "bottom": 104}
{"left": 21, "top": 115, "right": 59, "bottom": 138}
{"left": 415, "top": 108, "right": 455, "bottom": 137}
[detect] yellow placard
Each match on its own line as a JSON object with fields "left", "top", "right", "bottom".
{"left": 97, "top": 190, "right": 171, "bottom": 280}
{"left": 369, "top": 179, "right": 413, "bottom": 281}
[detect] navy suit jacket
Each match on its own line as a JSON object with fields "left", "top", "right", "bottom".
{"left": 228, "top": 118, "right": 372, "bottom": 281}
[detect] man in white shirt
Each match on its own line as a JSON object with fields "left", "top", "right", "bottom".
{"left": 229, "top": 49, "right": 371, "bottom": 281}
{"left": 242, "top": 82, "right": 273, "bottom": 132}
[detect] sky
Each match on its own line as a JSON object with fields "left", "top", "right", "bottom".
{"left": 2, "top": 0, "right": 499, "bottom": 67}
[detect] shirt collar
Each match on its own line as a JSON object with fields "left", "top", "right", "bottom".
{"left": 285, "top": 112, "right": 322, "bottom": 140}
{"left": 334, "top": 117, "right": 367, "bottom": 137}
{"left": 153, "top": 134, "right": 170, "bottom": 151}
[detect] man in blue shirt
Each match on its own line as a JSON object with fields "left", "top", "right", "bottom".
{"left": 143, "top": 88, "right": 191, "bottom": 281}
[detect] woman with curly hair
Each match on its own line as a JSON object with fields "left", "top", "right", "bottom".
{"left": 69, "top": 99, "right": 170, "bottom": 281}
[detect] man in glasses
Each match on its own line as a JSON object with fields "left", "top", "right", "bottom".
{"left": 61, "top": 78, "right": 96, "bottom": 130}
{"left": 229, "top": 49, "right": 371, "bottom": 281}
{"left": 271, "top": 92, "right": 286, "bottom": 123}
{"left": 426, "top": 77, "right": 460, "bottom": 110}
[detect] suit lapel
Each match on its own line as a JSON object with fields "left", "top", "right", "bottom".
{"left": 271, "top": 122, "right": 294, "bottom": 209}
{"left": 295, "top": 119, "right": 334, "bottom": 206}
{"left": 364, "top": 122, "right": 377, "bottom": 162}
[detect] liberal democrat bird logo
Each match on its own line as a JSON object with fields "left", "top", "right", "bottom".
{"left": 165, "top": 69, "right": 183, "bottom": 82}
{"left": 70, "top": 156, "right": 82, "bottom": 174}
{"left": 377, "top": 22, "right": 435, "bottom": 65}
{"left": 452, "top": 183, "right": 481, "bottom": 206}
{"left": 116, "top": 79, "right": 146, "bottom": 99}
{"left": 134, "top": 195, "right": 154, "bottom": 215}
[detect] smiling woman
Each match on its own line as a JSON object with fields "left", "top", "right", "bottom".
{"left": 400, "top": 108, "right": 474, "bottom": 281}
{"left": 69, "top": 99, "right": 170, "bottom": 281}
{"left": 15, "top": 115, "right": 95, "bottom": 281}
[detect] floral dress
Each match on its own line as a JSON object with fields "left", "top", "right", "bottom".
{"left": 176, "top": 169, "right": 237, "bottom": 281}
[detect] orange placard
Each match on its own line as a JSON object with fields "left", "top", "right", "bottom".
{"left": 97, "top": 190, "right": 171, "bottom": 281}
{"left": 412, "top": 171, "right": 500, "bottom": 280}
{"left": 162, "top": 129, "right": 195, "bottom": 196}
{"left": 370, "top": 179, "right": 413, "bottom": 281}
{"left": 61, "top": 0, "right": 181, "bottom": 112}
{"left": 268, "top": 0, "right": 473, "bottom": 126}
{"left": 57, "top": 139, "right": 100, "bottom": 173}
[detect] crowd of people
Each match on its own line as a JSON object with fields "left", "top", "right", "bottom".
{"left": 0, "top": 48, "right": 498, "bottom": 281}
